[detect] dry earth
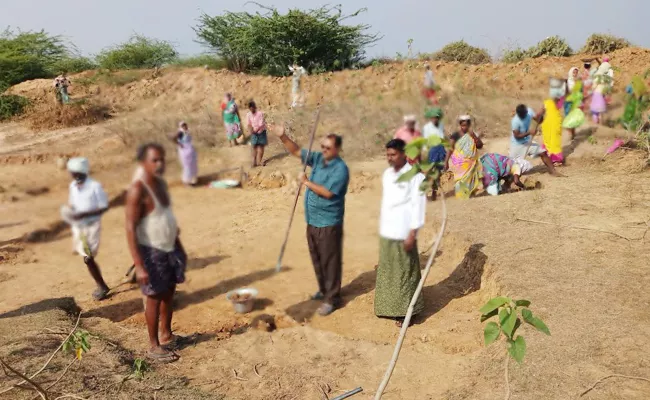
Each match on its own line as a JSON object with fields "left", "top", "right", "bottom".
{"left": 1, "top": 48, "right": 649, "bottom": 400}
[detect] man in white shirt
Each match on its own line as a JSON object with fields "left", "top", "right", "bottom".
{"left": 65, "top": 157, "right": 110, "bottom": 300}
{"left": 374, "top": 139, "right": 427, "bottom": 328}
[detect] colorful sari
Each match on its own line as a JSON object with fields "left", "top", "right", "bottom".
{"left": 449, "top": 133, "right": 482, "bottom": 199}
{"left": 223, "top": 100, "right": 241, "bottom": 140}
{"left": 541, "top": 99, "right": 564, "bottom": 164}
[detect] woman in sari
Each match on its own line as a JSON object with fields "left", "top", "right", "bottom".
{"left": 223, "top": 93, "right": 242, "bottom": 146}
{"left": 171, "top": 121, "right": 198, "bottom": 186}
{"left": 539, "top": 84, "right": 565, "bottom": 166}
{"left": 590, "top": 61, "right": 612, "bottom": 124}
{"left": 564, "top": 68, "right": 584, "bottom": 140}
{"left": 447, "top": 115, "right": 483, "bottom": 199}
{"left": 480, "top": 153, "right": 531, "bottom": 196}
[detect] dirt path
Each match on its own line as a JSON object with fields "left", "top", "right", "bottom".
{"left": 2, "top": 126, "right": 649, "bottom": 399}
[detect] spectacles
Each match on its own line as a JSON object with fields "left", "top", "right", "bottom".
{"left": 321, "top": 145, "right": 332, "bottom": 150}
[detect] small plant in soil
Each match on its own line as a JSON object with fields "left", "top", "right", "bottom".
{"left": 63, "top": 329, "right": 91, "bottom": 360}
{"left": 132, "top": 358, "right": 150, "bottom": 380}
{"left": 480, "top": 297, "right": 550, "bottom": 399}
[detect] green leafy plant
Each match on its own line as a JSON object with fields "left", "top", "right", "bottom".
{"left": 526, "top": 36, "right": 573, "bottom": 58}
{"left": 0, "top": 29, "right": 69, "bottom": 87}
{"left": 0, "top": 94, "right": 29, "bottom": 121}
{"left": 581, "top": 33, "right": 630, "bottom": 54}
{"left": 132, "top": 358, "right": 150, "bottom": 380}
{"left": 431, "top": 40, "right": 491, "bottom": 65}
{"left": 96, "top": 35, "right": 178, "bottom": 70}
{"left": 194, "top": 4, "right": 380, "bottom": 76}
{"left": 620, "top": 76, "right": 650, "bottom": 162}
{"left": 480, "top": 297, "right": 550, "bottom": 399}
{"left": 49, "top": 56, "right": 97, "bottom": 74}
{"left": 62, "top": 330, "right": 91, "bottom": 360}
{"left": 501, "top": 47, "right": 526, "bottom": 63}
{"left": 396, "top": 135, "right": 449, "bottom": 191}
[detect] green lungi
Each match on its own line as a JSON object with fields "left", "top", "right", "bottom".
{"left": 374, "top": 237, "right": 424, "bottom": 318}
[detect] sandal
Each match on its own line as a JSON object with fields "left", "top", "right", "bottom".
{"left": 161, "top": 335, "right": 193, "bottom": 351}
{"left": 147, "top": 348, "right": 179, "bottom": 363}
{"left": 92, "top": 287, "right": 110, "bottom": 301}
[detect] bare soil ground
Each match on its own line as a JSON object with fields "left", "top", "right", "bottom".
{"left": 1, "top": 49, "right": 649, "bottom": 399}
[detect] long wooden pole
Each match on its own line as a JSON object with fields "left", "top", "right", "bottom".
{"left": 275, "top": 109, "right": 321, "bottom": 272}
{"left": 522, "top": 120, "right": 540, "bottom": 161}
{"left": 374, "top": 194, "right": 448, "bottom": 399}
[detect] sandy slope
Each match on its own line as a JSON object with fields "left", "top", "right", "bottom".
{"left": 1, "top": 52, "right": 650, "bottom": 399}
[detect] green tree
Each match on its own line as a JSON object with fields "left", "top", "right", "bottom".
{"left": 193, "top": 4, "right": 380, "bottom": 75}
{"left": 0, "top": 29, "right": 68, "bottom": 87}
{"left": 96, "top": 35, "right": 178, "bottom": 70}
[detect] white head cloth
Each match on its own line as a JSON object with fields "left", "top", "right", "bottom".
{"left": 67, "top": 157, "right": 89, "bottom": 174}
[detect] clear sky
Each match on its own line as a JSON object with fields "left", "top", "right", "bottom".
{"left": 2, "top": 0, "right": 648, "bottom": 58}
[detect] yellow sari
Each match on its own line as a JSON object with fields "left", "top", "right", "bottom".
{"left": 449, "top": 133, "right": 482, "bottom": 199}
{"left": 541, "top": 99, "right": 564, "bottom": 164}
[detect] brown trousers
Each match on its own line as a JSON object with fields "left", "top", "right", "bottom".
{"left": 306, "top": 224, "right": 343, "bottom": 305}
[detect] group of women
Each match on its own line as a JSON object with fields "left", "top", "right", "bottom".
{"left": 567, "top": 57, "right": 614, "bottom": 127}
{"left": 445, "top": 115, "right": 532, "bottom": 199}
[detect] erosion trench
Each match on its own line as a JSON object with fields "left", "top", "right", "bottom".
{"left": 2, "top": 53, "right": 650, "bottom": 399}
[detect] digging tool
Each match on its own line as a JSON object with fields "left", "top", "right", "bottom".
{"left": 275, "top": 109, "right": 321, "bottom": 273}
{"left": 332, "top": 387, "right": 363, "bottom": 400}
{"left": 522, "top": 120, "right": 540, "bottom": 161}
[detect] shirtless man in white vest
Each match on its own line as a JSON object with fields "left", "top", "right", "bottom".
{"left": 125, "top": 143, "right": 187, "bottom": 363}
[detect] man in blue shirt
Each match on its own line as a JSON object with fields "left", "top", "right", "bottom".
{"left": 274, "top": 125, "right": 350, "bottom": 316}
{"left": 509, "top": 104, "right": 559, "bottom": 176}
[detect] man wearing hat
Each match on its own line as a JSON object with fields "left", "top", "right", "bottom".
{"left": 65, "top": 157, "right": 111, "bottom": 300}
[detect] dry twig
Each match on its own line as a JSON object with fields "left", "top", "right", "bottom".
{"left": 53, "top": 395, "right": 88, "bottom": 400}
{"left": 0, "top": 358, "right": 48, "bottom": 400}
{"left": 232, "top": 369, "right": 248, "bottom": 381}
{"left": 31, "top": 359, "right": 78, "bottom": 400}
{"left": 579, "top": 374, "right": 650, "bottom": 397}
{"left": 515, "top": 218, "right": 634, "bottom": 241}
{"left": 253, "top": 363, "right": 262, "bottom": 378}
{"left": 0, "top": 313, "right": 82, "bottom": 396}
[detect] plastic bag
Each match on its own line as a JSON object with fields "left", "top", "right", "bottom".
{"left": 562, "top": 108, "right": 585, "bottom": 129}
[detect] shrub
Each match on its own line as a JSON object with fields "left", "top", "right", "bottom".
{"left": 0, "top": 94, "right": 29, "bottom": 121}
{"left": 194, "top": 4, "right": 380, "bottom": 76}
{"left": 526, "top": 36, "right": 573, "bottom": 58}
{"left": 96, "top": 35, "right": 178, "bottom": 70}
{"left": 501, "top": 47, "right": 527, "bottom": 63}
{"left": 0, "top": 29, "right": 68, "bottom": 87}
{"left": 581, "top": 34, "right": 630, "bottom": 54}
{"left": 171, "top": 55, "right": 227, "bottom": 70}
{"left": 49, "top": 56, "right": 97, "bottom": 74}
{"left": 431, "top": 40, "right": 491, "bottom": 65}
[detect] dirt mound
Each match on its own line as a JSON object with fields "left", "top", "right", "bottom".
{"left": 25, "top": 101, "right": 112, "bottom": 131}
